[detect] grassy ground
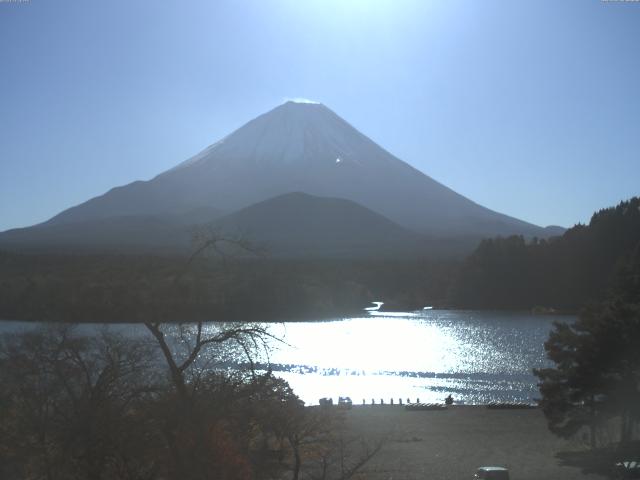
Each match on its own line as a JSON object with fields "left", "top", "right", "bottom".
{"left": 343, "top": 405, "right": 608, "bottom": 480}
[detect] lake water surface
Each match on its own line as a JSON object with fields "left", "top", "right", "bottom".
{"left": 0, "top": 310, "right": 573, "bottom": 406}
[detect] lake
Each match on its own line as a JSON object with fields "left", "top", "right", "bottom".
{"left": 0, "top": 309, "right": 572, "bottom": 406}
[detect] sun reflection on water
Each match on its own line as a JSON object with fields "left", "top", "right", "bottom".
{"left": 0, "top": 310, "right": 572, "bottom": 406}
{"left": 262, "top": 310, "right": 571, "bottom": 405}
{"left": 269, "top": 315, "right": 460, "bottom": 373}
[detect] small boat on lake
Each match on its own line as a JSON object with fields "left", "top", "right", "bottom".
{"left": 364, "top": 301, "right": 384, "bottom": 312}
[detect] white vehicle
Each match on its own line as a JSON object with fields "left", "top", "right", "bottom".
{"left": 474, "top": 466, "right": 510, "bottom": 480}
{"left": 614, "top": 460, "right": 640, "bottom": 478}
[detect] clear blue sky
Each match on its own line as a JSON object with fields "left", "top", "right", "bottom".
{"left": 1, "top": 0, "right": 639, "bottom": 231}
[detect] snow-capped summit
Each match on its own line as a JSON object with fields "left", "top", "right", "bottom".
{"left": 41, "top": 101, "right": 547, "bottom": 239}
{"left": 169, "top": 101, "right": 385, "bottom": 172}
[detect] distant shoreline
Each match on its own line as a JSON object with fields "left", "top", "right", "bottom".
{"left": 0, "top": 307, "right": 577, "bottom": 324}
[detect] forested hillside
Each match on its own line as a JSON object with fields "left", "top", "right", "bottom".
{"left": 450, "top": 197, "right": 640, "bottom": 310}
{"left": 0, "top": 252, "right": 453, "bottom": 323}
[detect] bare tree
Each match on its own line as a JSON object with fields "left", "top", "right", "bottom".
{"left": 0, "top": 326, "right": 159, "bottom": 480}
{"left": 143, "top": 321, "right": 274, "bottom": 401}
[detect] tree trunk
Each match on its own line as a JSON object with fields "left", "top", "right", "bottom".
{"left": 589, "top": 422, "right": 596, "bottom": 449}
{"left": 589, "top": 395, "right": 597, "bottom": 450}
{"left": 291, "top": 435, "right": 301, "bottom": 480}
{"left": 621, "top": 410, "right": 631, "bottom": 445}
{"left": 144, "top": 323, "right": 189, "bottom": 401}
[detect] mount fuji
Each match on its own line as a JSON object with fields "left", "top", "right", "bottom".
{"left": 0, "top": 101, "right": 561, "bottom": 256}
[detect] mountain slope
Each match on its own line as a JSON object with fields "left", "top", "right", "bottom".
{"left": 212, "top": 192, "right": 427, "bottom": 257}
{"left": 0, "top": 193, "right": 441, "bottom": 258}
{"left": 0, "top": 206, "right": 226, "bottom": 253}
{"left": 0, "top": 215, "right": 191, "bottom": 253}
{"left": 41, "top": 101, "right": 552, "bottom": 239}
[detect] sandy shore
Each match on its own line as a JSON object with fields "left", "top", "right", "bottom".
{"left": 342, "top": 405, "right": 607, "bottom": 480}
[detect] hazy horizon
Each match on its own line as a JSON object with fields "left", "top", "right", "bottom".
{"left": 1, "top": 0, "right": 639, "bottom": 231}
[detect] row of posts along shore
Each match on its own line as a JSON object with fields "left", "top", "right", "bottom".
{"left": 319, "top": 397, "right": 432, "bottom": 406}
{"left": 362, "top": 398, "right": 421, "bottom": 405}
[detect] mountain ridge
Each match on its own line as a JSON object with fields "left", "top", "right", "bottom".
{"left": 0, "top": 192, "right": 450, "bottom": 258}
{"left": 2, "top": 101, "right": 563, "bottom": 255}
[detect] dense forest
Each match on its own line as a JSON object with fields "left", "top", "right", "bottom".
{"left": 532, "top": 202, "right": 640, "bottom": 457}
{"left": 449, "top": 197, "right": 640, "bottom": 311}
{"left": 0, "top": 251, "right": 454, "bottom": 323}
{"left": 1, "top": 197, "right": 638, "bottom": 322}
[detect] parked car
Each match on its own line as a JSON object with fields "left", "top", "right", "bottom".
{"left": 338, "top": 396, "right": 353, "bottom": 409}
{"left": 474, "top": 466, "right": 510, "bottom": 480}
{"left": 614, "top": 460, "right": 640, "bottom": 478}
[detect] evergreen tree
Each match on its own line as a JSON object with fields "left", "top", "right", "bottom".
{"left": 534, "top": 301, "right": 640, "bottom": 447}
{"left": 451, "top": 197, "right": 640, "bottom": 310}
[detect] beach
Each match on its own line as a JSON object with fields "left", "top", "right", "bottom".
{"left": 343, "top": 405, "right": 606, "bottom": 480}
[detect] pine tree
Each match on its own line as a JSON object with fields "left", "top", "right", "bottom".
{"left": 535, "top": 301, "right": 640, "bottom": 447}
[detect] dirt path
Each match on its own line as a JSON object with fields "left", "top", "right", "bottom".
{"left": 343, "top": 406, "right": 607, "bottom": 480}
